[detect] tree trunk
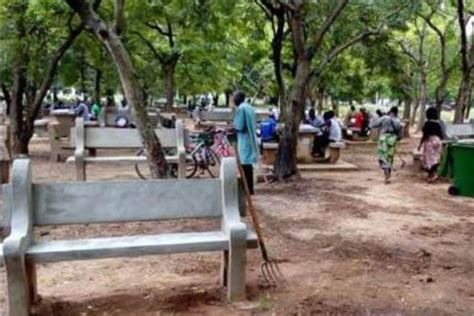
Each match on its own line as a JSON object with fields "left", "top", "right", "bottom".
{"left": 9, "top": 2, "right": 31, "bottom": 156}
{"left": 1, "top": 82, "right": 11, "bottom": 116}
{"left": 94, "top": 68, "right": 102, "bottom": 104}
{"left": 403, "top": 95, "right": 412, "bottom": 121}
{"left": 272, "top": 12, "right": 286, "bottom": 109}
{"left": 416, "top": 71, "right": 428, "bottom": 131}
{"left": 454, "top": 71, "right": 471, "bottom": 123}
{"left": 225, "top": 89, "right": 231, "bottom": 107}
{"left": 316, "top": 86, "right": 324, "bottom": 114}
{"left": 66, "top": 0, "right": 168, "bottom": 178}
{"left": 163, "top": 63, "right": 176, "bottom": 112}
{"left": 332, "top": 99, "right": 340, "bottom": 117}
{"left": 273, "top": 58, "right": 310, "bottom": 179}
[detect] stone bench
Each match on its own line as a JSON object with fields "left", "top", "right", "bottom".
{"left": 0, "top": 124, "right": 11, "bottom": 183}
{"left": 33, "top": 119, "right": 49, "bottom": 138}
{"left": 327, "top": 141, "right": 345, "bottom": 163}
{"left": 445, "top": 122, "right": 474, "bottom": 140}
{"left": 0, "top": 158, "right": 257, "bottom": 315}
{"left": 261, "top": 140, "right": 345, "bottom": 164}
{"left": 193, "top": 108, "right": 269, "bottom": 128}
{"left": 66, "top": 117, "right": 186, "bottom": 181}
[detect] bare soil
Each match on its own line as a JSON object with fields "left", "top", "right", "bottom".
{"left": 1, "top": 135, "right": 473, "bottom": 316}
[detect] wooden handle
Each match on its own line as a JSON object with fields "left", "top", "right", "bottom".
{"left": 235, "top": 158, "right": 270, "bottom": 261}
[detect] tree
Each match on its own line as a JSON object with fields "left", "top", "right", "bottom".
{"left": 255, "top": 0, "right": 288, "bottom": 108}
{"left": 399, "top": 18, "right": 430, "bottom": 130}
{"left": 273, "top": 0, "right": 408, "bottom": 179}
{"left": 419, "top": 1, "right": 457, "bottom": 115}
{"left": 65, "top": 0, "right": 169, "bottom": 178}
{"left": 453, "top": 0, "right": 474, "bottom": 123}
{"left": 2, "top": 0, "right": 84, "bottom": 155}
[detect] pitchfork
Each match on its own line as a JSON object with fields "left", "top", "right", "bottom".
{"left": 235, "top": 160, "right": 285, "bottom": 286}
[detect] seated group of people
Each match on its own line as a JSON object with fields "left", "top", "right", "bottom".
{"left": 344, "top": 105, "right": 383, "bottom": 137}
{"left": 304, "top": 109, "right": 342, "bottom": 158}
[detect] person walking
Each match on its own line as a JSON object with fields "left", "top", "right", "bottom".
{"left": 418, "top": 107, "right": 444, "bottom": 183}
{"left": 233, "top": 90, "right": 258, "bottom": 195}
{"left": 370, "top": 106, "right": 401, "bottom": 184}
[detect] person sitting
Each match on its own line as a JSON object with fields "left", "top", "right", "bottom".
{"left": 74, "top": 99, "right": 90, "bottom": 121}
{"left": 313, "top": 110, "right": 342, "bottom": 158}
{"left": 260, "top": 113, "right": 278, "bottom": 143}
{"left": 418, "top": 107, "right": 444, "bottom": 183}
{"left": 359, "top": 108, "right": 371, "bottom": 137}
{"left": 90, "top": 100, "right": 101, "bottom": 121}
{"left": 344, "top": 105, "right": 356, "bottom": 127}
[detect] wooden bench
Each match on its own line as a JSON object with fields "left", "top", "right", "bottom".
{"left": 66, "top": 118, "right": 187, "bottom": 181}
{"left": 0, "top": 158, "right": 257, "bottom": 316}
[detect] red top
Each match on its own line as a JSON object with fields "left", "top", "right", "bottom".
{"left": 354, "top": 112, "right": 364, "bottom": 129}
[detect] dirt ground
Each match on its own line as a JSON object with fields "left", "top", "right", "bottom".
{"left": 1, "top": 134, "right": 473, "bottom": 316}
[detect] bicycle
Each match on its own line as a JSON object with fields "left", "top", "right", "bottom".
{"left": 134, "top": 127, "right": 234, "bottom": 180}
{"left": 134, "top": 148, "right": 198, "bottom": 180}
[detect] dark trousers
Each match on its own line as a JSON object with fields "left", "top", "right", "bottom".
{"left": 312, "top": 133, "right": 329, "bottom": 157}
{"left": 241, "top": 164, "right": 254, "bottom": 195}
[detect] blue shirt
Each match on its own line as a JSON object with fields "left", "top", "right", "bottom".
{"left": 234, "top": 102, "right": 258, "bottom": 164}
{"left": 260, "top": 117, "right": 278, "bottom": 142}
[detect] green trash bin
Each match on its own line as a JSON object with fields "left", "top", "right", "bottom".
{"left": 440, "top": 142, "right": 474, "bottom": 197}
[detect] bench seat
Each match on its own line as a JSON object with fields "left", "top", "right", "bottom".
{"left": 27, "top": 230, "right": 258, "bottom": 263}
{"left": 66, "top": 155, "right": 180, "bottom": 164}
{"left": 262, "top": 142, "right": 279, "bottom": 149}
{"left": 329, "top": 141, "right": 345, "bottom": 149}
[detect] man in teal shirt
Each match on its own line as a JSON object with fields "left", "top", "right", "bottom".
{"left": 233, "top": 90, "right": 258, "bottom": 194}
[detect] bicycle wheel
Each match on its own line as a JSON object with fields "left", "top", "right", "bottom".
{"left": 206, "top": 148, "right": 221, "bottom": 178}
{"left": 184, "top": 152, "right": 198, "bottom": 178}
{"left": 134, "top": 149, "right": 149, "bottom": 180}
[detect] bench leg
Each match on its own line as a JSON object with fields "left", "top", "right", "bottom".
{"left": 227, "top": 228, "right": 246, "bottom": 301}
{"left": 220, "top": 250, "right": 229, "bottom": 287}
{"left": 329, "top": 148, "right": 341, "bottom": 163}
{"left": 26, "top": 258, "right": 39, "bottom": 304}
{"left": 76, "top": 159, "right": 86, "bottom": 181}
{"left": 4, "top": 254, "right": 31, "bottom": 316}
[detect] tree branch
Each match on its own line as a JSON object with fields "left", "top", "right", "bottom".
{"left": 131, "top": 31, "right": 165, "bottom": 63}
{"left": 305, "top": 0, "right": 350, "bottom": 60}
{"left": 312, "top": 30, "right": 378, "bottom": 77}
{"left": 144, "top": 21, "right": 171, "bottom": 37}
{"left": 29, "top": 21, "right": 85, "bottom": 123}
{"left": 113, "top": 0, "right": 125, "bottom": 36}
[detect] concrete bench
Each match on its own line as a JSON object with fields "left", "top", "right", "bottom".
{"left": 1, "top": 124, "right": 11, "bottom": 183}
{"left": 260, "top": 140, "right": 345, "bottom": 164}
{"left": 33, "top": 119, "right": 49, "bottom": 138}
{"left": 445, "top": 123, "right": 474, "bottom": 140}
{"left": 48, "top": 121, "right": 75, "bottom": 162}
{"left": 0, "top": 158, "right": 257, "bottom": 316}
{"left": 66, "top": 118, "right": 186, "bottom": 181}
{"left": 328, "top": 141, "right": 345, "bottom": 163}
{"left": 193, "top": 108, "right": 268, "bottom": 127}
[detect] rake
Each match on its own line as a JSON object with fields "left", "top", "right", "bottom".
{"left": 235, "top": 160, "right": 285, "bottom": 286}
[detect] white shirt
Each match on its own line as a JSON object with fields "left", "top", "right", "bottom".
{"left": 329, "top": 118, "right": 342, "bottom": 141}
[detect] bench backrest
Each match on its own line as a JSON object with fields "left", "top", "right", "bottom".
{"left": 71, "top": 118, "right": 184, "bottom": 149}
{"left": 194, "top": 108, "right": 269, "bottom": 123}
{"left": 2, "top": 157, "right": 239, "bottom": 228}
{"left": 445, "top": 123, "right": 474, "bottom": 140}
